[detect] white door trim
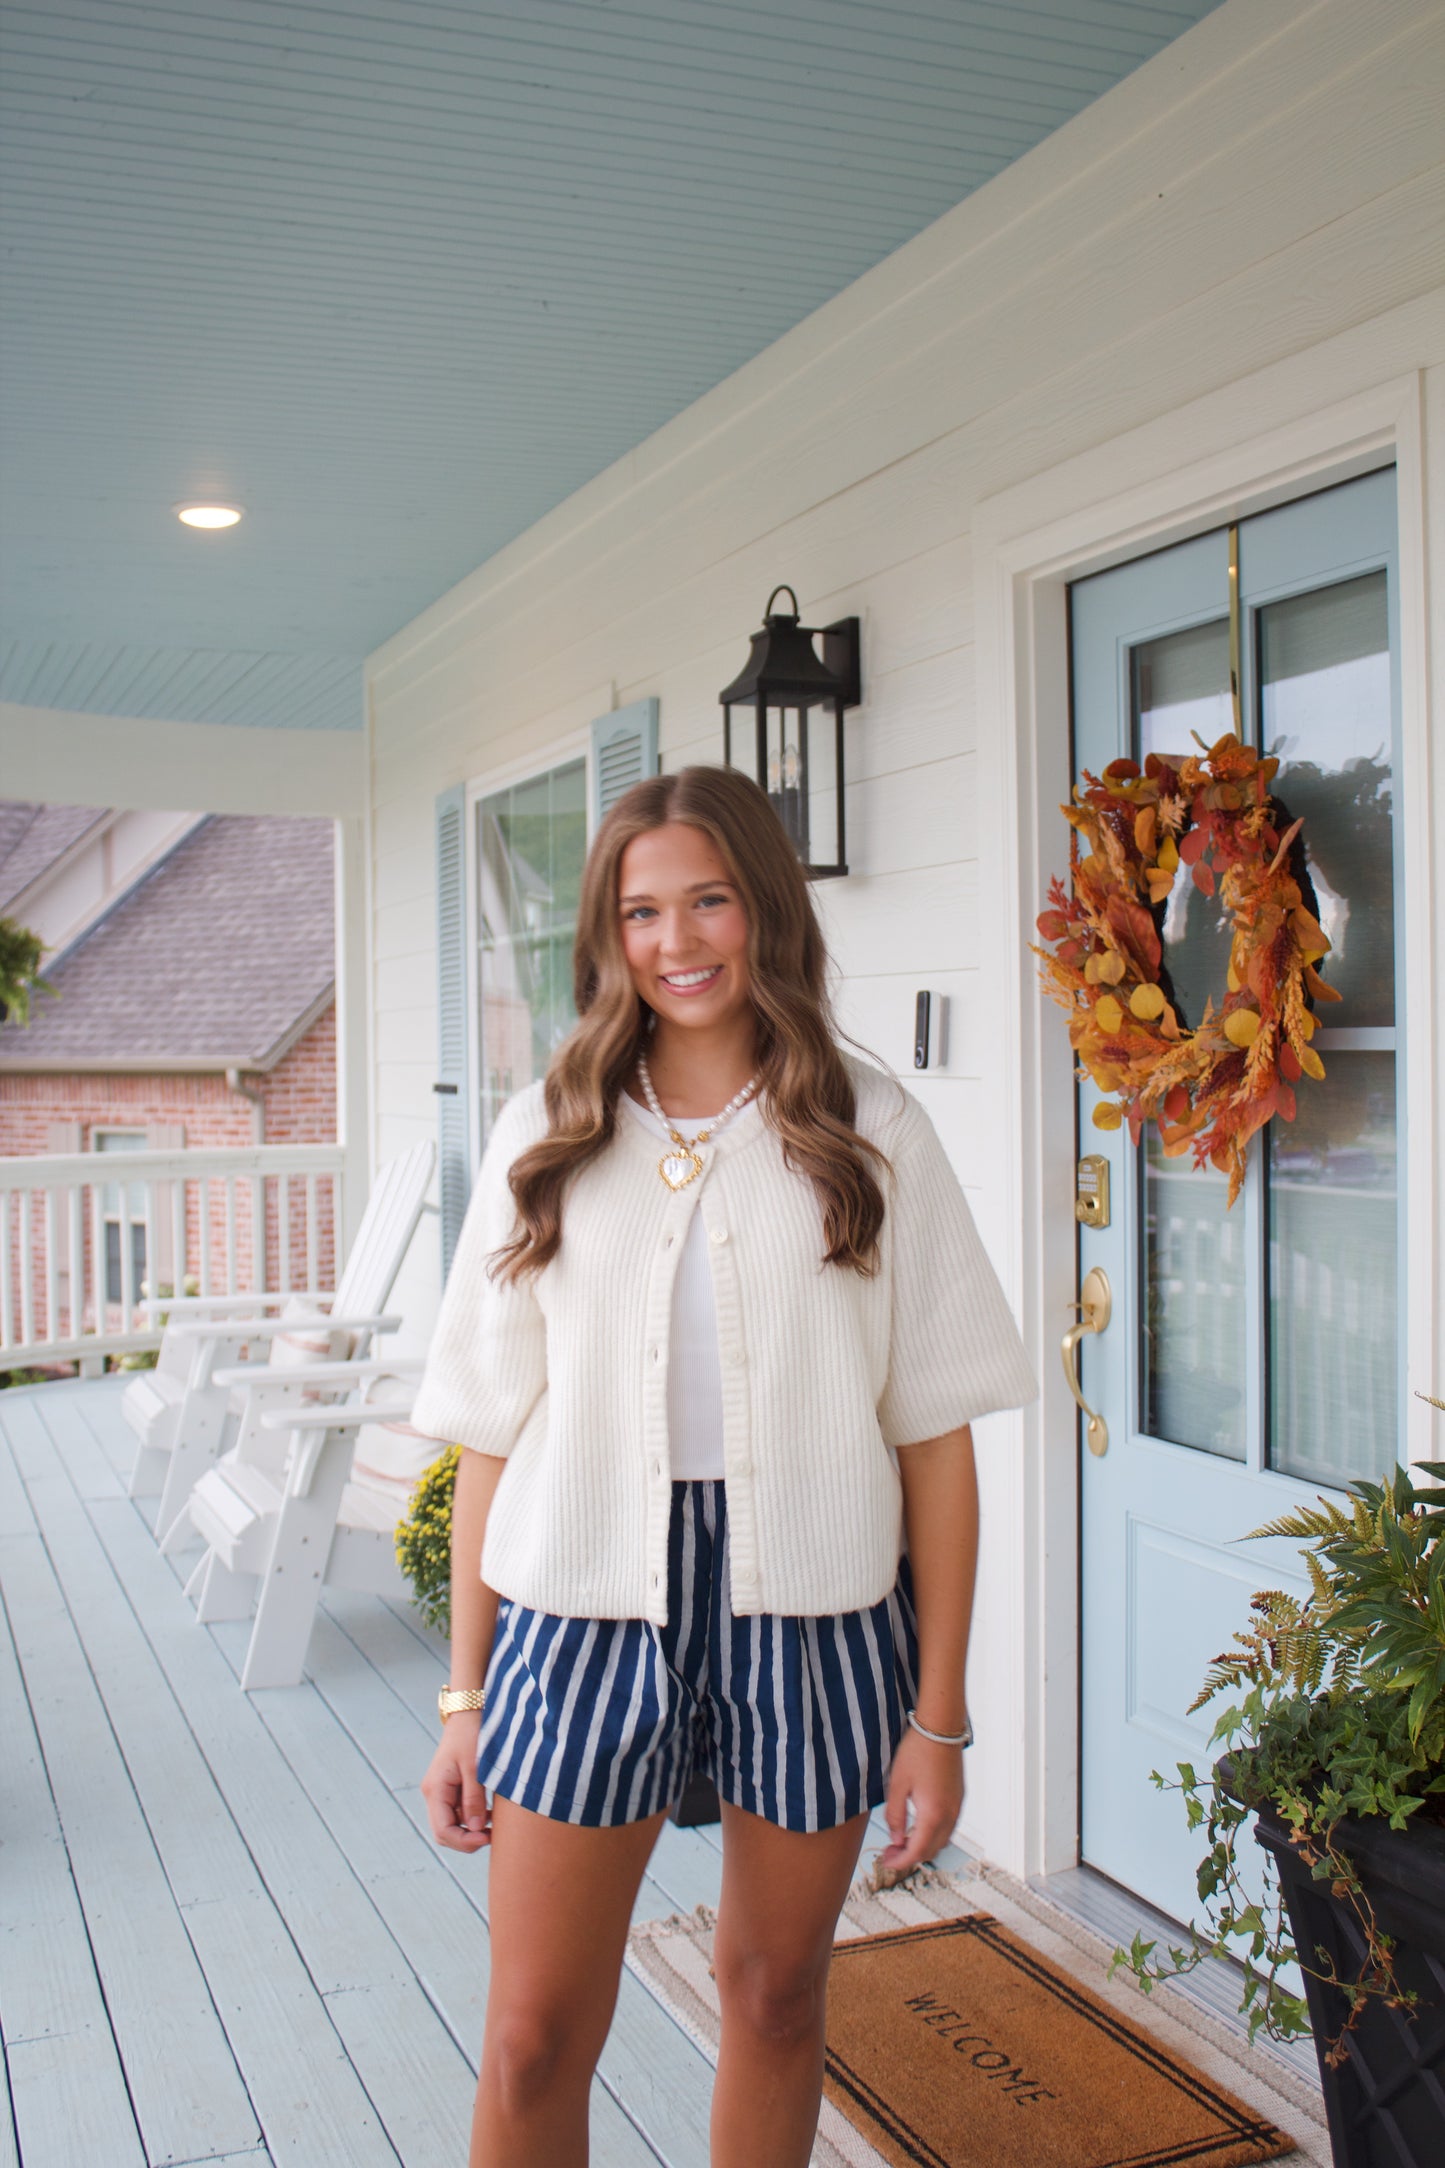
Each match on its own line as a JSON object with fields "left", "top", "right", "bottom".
{"left": 973, "top": 352, "right": 1435, "bottom": 1881}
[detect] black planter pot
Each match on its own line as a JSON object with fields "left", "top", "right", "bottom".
{"left": 1248, "top": 1801, "right": 1445, "bottom": 2167}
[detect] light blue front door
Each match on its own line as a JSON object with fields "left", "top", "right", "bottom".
{"left": 1069, "top": 467, "right": 1404, "bottom": 1923}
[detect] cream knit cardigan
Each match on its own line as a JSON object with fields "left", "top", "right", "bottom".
{"left": 411, "top": 1054, "right": 1038, "bottom": 1625}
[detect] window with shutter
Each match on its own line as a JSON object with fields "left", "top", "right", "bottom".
{"left": 475, "top": 756, "right": 587, "bottom": 1151}
{"left": 590, "top": 698, "right": 659, "bottom": 827}
{"left": 452, "top": 706, "right": 658, "bottom": 1271}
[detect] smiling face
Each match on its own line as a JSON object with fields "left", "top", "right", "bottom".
{"left": 617, "top": 821, "right": 752, "bottom": 1036}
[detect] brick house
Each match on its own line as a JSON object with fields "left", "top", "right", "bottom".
{"left": 0, "top": 805, "right": 337, "bottom": 1308}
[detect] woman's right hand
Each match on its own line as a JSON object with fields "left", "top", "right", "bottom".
{"left": 422, "top": 1712, "right": 491, "bottom": 1852}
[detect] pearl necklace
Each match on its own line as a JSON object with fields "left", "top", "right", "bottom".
{"left": 636, "top": 1051, "right": 758, "bottom": 1191}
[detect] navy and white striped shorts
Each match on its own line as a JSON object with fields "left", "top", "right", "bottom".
{"left": 477, "top": 1479, "right": 919, "bottom": 1832}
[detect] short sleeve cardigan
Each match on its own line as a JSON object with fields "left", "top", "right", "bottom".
{"left": 410, "top": 1053, "right": 1038, "bottom": 1625}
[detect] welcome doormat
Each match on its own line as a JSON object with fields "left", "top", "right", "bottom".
{"left": 627, "top": 1862, "right": 1322, "bottom": 2168}
{"left": 824, "top": 1911, "right": 1293, "bottom": 2168}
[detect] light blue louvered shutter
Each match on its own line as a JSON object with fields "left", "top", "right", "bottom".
{"left": 590, "top": 698, "right": 659, "bottom": 828}
{"left": 434, "top": 783, "right": 471, "bottom": 1280}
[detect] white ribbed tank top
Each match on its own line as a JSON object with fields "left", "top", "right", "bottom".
{"left": 619, "top": 1089, "right": 759, "bottom": 1480}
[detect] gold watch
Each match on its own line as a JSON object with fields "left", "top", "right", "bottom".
{"left": 438, "top": 1686, "right": 485, "bottom": 1725}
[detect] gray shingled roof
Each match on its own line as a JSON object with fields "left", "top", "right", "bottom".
{"left": 0, "top": 814, "right": 334, "bottom": 1069}
{"left": 0, "top": 801, "right": 109, "bottom": 914}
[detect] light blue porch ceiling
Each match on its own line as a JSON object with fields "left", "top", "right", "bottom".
{"left": 0, "top": 1, "right": 1222, "bottom": 732}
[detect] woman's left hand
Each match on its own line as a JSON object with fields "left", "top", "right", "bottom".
{"left": 874, "top": 1726, "right": 964, "bottom": 1884}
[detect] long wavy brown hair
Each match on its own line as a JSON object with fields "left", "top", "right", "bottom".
{"left": 491, "top": 764, "right": 889, "bottom": 1280}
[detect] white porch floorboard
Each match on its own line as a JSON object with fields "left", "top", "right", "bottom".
{"left": 1, "top": 1375, "right": 748, "bottom": 2168}
{"left": 0, "top": 1371, "right": 1334, "bottom": 2165}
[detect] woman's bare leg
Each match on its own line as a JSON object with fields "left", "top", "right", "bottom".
{"left": 471, "top": 1794, "right": 669, "bottom": 2168}
{"left": 710, "top": 1800, "right": 870, "bottom": 2168}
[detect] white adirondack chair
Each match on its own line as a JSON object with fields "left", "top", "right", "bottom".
{"left": 122, "top": 1139, "right": 434, "bottom": 1543}
{"left": 184, "top": 1373, "right": 441, "bottom": 1690}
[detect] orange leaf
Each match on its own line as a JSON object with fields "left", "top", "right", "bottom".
{"left": 1291, "top": 905, "right": 1328, "bottom": 953}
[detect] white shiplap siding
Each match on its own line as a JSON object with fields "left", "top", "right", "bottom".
{"left": 366, "top": 0, "right": 1445, "bottom": 1873}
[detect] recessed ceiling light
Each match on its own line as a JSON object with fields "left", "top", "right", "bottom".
{"left": 176, "top": 503, "right": 244, "bottom": 529}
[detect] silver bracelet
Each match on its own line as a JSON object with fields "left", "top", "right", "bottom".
{"left": 908, "top": 1708, "right": 974, "bottom": 1749}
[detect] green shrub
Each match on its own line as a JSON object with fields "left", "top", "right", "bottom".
{"left": 0, "top": 916, "right": 54, "bottom": 1026}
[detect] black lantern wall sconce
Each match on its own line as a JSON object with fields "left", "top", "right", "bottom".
{"left": 719, "top": 587, "right": 860, "bottom": 880}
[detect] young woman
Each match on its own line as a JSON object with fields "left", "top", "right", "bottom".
{"left": 416, "top": 763, "right": 1036, "bottom": 2167}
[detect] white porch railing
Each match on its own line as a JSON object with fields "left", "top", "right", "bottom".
{"left": 0, "top": 1143, "right": 348, "bottom": 1368}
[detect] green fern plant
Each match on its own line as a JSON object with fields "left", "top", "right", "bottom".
{"left": 1114, "top": 1397, "right": 1445, "bottom": 2057}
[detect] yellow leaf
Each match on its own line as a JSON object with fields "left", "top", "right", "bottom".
{"left": 1129, "top": 983, "right": 1166, "bottom": 1020}
{"left": 1299, "top": 1045, "right": 1326, "bottom": 1082}
{"left": 1223, "top": 1009, "right": 1260, "bottom": 1048}
{"left": 1095, "top": 994, "right": 1124, "bottom": 1033}
{"left": 1226, "top": 958, "right": 1240, "bottom": 993}
{"left": 1134, "top": 807, "right": 1157, "bottom": 856}
{"left": 1092, "top": 1100, "right": 1124, "bottom": 1131}
{"left": 1157, "top": 835, "right": 1179, "bottom": 874}
{"left": 1097, "top": 951, "right": 1126, "bottom": 985}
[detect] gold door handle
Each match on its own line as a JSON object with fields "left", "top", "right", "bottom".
{"left": 1062, "top": 1266, "right": 1113, "bottom": 1457}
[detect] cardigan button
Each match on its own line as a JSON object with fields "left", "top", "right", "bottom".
{"left": 724, "top": 1346, "right": 746, "bottom": 1367}
{"left": 709, "top": 1227, "right": 729, "bottom": 1244}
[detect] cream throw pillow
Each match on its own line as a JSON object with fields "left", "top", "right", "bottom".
{"left": 266, "top": 1293, "right": 354, "bottom": 1382}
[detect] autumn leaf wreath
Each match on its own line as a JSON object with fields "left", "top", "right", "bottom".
{"left": 1032, "top": 733, "right": 1337, "bottom": 1206}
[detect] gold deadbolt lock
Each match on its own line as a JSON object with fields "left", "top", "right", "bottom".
{"left": 1075, "top": 1154, "right": 1111, "bottom": 1229}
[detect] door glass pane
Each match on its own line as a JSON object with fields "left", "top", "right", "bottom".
{"left": 1131, "top": 621, "right": 1244, "bottom": 1458}
{"left": 1267, "top": 1050, "right": 1397, "bottom": 1485}
{"left": 1260, "top": 569, "right": 1397, "bottom": 1483}
{"left": 1259, "top": 572, "right": 1392, "bottom": 1024}
{"left": 1132, "top": 622, "right": 1234, "bottom": 1033}
{"left": 477, "top": 757, "right": 587, "bottom": 1143}
{"left": 1140, "top": 1130, "right": 1246, "bottom": 1460}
